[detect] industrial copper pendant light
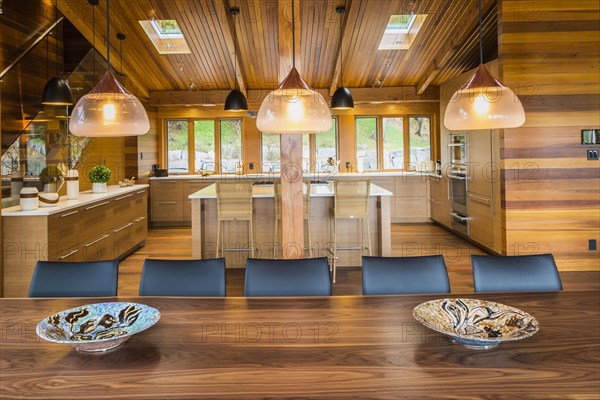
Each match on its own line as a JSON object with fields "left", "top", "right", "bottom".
{"left": 69, "top": 0, "right": 149, "bottom": 137}
{"left": 256, "top": 0, "right": 331, "bottom": 133}
{"left": 443, "top": 0, "right": 525, "bottom": 130}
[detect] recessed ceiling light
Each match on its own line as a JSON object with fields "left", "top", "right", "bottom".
{"left": 370, "top": 101, "right": 384, "bottom": 104}
{"left": 201, "top": 104, "right": 216, "bottom": 107}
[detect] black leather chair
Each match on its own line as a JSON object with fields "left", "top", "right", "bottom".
{"left": 472, "top": 254, "right": 563, "bottom": 292}
{"left": 244, "top": 257, "right": 331, "bottom": 297}
{"left": 139, "top": 258, "right": 226, "bottom": 296}
{"left": 28, "top": 260, "right": 119, "bottom": 298}
{"left": 362, "top": 255, "right": 451, "bottom": 295}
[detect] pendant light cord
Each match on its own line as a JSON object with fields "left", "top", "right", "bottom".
{"left": 339, "top": 8, "right": 344, "bottom": 87}
{"left": 291, "top": 0, "right": 295, "bottom": 68}
{"left": 92, "top": 1, "right": 95, "bottom": 78}
{"left": 233, "top": 8, "right": 238, "bottom": 91}
{"left": 478, "top": 0, "right": 483, "bottom": 65}
{"left": 106, "top": 0, "right": 110, "bottom": 71}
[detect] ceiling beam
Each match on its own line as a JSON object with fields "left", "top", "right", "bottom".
{"left": 57, "top": 0, "right": 150, "bottom": 99}
{"left": 328, "top": 0, "right": 356, "bottom": 97}
{"left": 415, "top": 0, "right": 495, "bottom": 95}
{"left": 149, "top": 86, "right": 439, "bottom": 107}
{"left": 219, "top": 0, "right": 247, "bottom": 96}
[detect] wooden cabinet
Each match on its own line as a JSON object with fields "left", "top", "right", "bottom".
{"left": 2, "top": 187, "right": 148, "bottom": 297}
{"left": 467, "top": 130, "right": 493, "bottom": 198}
{"left": 394, "top": 176, "right": 429, "bottom": 223}
{"left": 151, "top": 179, "right": 212, "bottom": 225}
{"left": 467, "top": 192, "right": 494, "bottom": 249}
{"left": 428, "top": 175, "right": 452, "bottom": 228}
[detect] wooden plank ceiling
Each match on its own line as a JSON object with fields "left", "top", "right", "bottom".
{"left": 57, "top": 0, "right": 497, "bottom": 100}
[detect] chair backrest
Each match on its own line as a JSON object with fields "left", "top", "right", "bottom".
{"left": 362, "top": 255, "right": 451, "bottom": 295}
{"left": 244, "top": 257, "right": 331, "bottom": 296}
{"left": 274, "top": 182, "right": 310, "bottom": 220}
{"left": 334, "top": 180, "right": 370, "bottom": 218}
{"left": 216, "top": 182, "right": 253, "bottom": 220}
{"left": 29, "top": 260, "right": 118, "bottom": 298}
{"left": 472, "top": 254, "right": 563, "bottom": 292}
{"left": 139, "top": 258, "right": 226, "bottom": 297}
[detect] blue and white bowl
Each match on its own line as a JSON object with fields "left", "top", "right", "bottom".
{"left": 413, "top": 298, "right": 539, "bottom": 349}
{"left": 36, "top": 302, "right": 161, "bottom": 352}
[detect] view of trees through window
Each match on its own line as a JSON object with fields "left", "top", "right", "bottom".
{"left": 261, "top": 118, "right": 336, "bottom": 172}
{"left": 220, "top": 119, "right": 242, "bottom": 172}
{"left": 167, "top": 120, "right": 189, "bottom": 173}
{"left": 409, "top": 116, "right": 431, "bottom": 166}
{"left": 383, "top": 117, "right": 404, "bottom": 169}
{"left": 356, "top": 117, "right": 378, "bottom": 171}
{"left": 194, "top": 120, "right": 215, "bottom": 172}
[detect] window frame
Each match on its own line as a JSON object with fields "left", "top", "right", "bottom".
{"left": 355, "top": 114, "right": 433, "bottom": 172}
{"left": 164, "top": 117, "right": 243, "bottom": 175}
{"left": 259, "top": 117, "right": 338, "bottom": 173}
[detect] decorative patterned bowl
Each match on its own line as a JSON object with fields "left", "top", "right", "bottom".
{"left": 413, "top": 298, "right": 539, "bottom": 349}
{"left": 36, "top": 302, "right": 161, "bottom": 353}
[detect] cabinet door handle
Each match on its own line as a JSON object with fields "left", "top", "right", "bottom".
{"left": 135, "top": 216, "right": 146, "bottom": 222}
{"left": 85, "top": 201, "right": 110, "bottom": 210}
{"left": 60, "top": 210, "right": 79, "bottom": 218}
{"left": 84, "top": 234, "right": 110, "bottom": 247}
{"left": 430, "top": 199, "right": 441, "bottom": 205}
{"left": 59, "top": 249, "right": 79, "bottom": 259}
{"left": 113, "top": 223, "right": 134, "bottom": 233}
{"left": 136, "top": 190, "right": 146, "bottom": 194}
{"left": 158, "top": 201, "right": 177, "bottom": 205}
{"left": 160, "top": 181, "right": 178, "bottom": 184}
{"left": 468, "top": 193, "right": 491, "bottom": 205}
{"left": 450, "top": 212, "right": 469, "bottom": 222}
{"left": 115, "top": 193, "right": 134, "bottom": 201}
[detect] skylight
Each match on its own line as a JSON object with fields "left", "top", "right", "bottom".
{"left": 139, "top": 19, "right": 190, "bottom": 54}
{"left": 151, "top": 19, "right": 183, "bottom": 38}
{"left": 378, "top": 13, "right": 427, "bottom": 50}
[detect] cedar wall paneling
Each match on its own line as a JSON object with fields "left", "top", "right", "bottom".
{"left": 77, "top": 138, "right": 126, "bottom": 192}
{"left": 498, "top": 0, "right": 600, "bottom": 271}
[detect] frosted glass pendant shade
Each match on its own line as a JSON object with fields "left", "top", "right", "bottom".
{"left": 444, "top": 64, "right": 525, "bottom": 131}
{"left": 69, "top": 70, "right": 150, "bottom": 137}
{"left": 257, "top": 67, "right": 332, "bottom": 134}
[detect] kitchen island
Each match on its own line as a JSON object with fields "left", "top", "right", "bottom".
{"left": 189, "top": 182, "right": 392, "bottom": 267}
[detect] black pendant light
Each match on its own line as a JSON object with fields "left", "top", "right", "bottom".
{"left": 224, "top": 7, "right": 247, "bottom": 111}
{"left": 41, "top": 2, "right": 73, "bottom": 106}
{"left": 331, "top": 6, "right": 354, "bottom": 110}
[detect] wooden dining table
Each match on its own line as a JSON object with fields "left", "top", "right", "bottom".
{"left": 1, "top": 291, "right": 598, "bottom": 399}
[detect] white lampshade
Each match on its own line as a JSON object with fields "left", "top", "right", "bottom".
{"left": 69, "top": 70, "right": 150, "bottom": 137}
{"left": 444, "top": 64, "right": 526, "bottom": 131}
{"left": 257, "top": 67, "right": 332, "bottom": 134}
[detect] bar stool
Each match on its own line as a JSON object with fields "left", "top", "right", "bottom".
{"left": 273, "top": 182, "right": 312, "bottom": 258}
{"left": 329, "top": 180, "right": 371, "bottom": 283}
{"left": 216, "top": 182, "right": 255, "bottom": 258}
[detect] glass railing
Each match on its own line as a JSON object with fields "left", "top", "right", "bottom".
{"left": 1, "top": 24, "right": 109, "bottom": 208}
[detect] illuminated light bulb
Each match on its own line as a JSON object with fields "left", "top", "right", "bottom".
{"left": 473, "top": 93, "right": 490, "bottom": 114}
{"left": 287, "top": 96, "right": 305, "bottom": 122}
{"left": 102, "top": 102, "right": 117, "bottom": 122}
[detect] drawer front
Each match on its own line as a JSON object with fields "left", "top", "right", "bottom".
{"left": 132, "top": 215, "right": 148, "bottom": 245}
{"left": 395, "top": 177, "right": 427, "bottom": 197}
{"left": 184, "top": 180, "right": 211, "bottom": 196}
{"left": 48, "top": 208, "right": 82, "bottom": 243}
{"left": 112, "top": 221, "right": 137, "bottom": 256}
{"left": 111, "top": 192, "right": 136, "bottom": 220}
{"left": 468, "top": 193, "right": 494, "bottom": 247}
{"left": 47, "top": 242, "right": 82, "bottom": 262}
{"left": 152, "top": 200, "right": 184, "bottom": 222}
{"left": 151, "top": 180, "right": 183, "bottom": 201}
{"left": 183, "top": 198, "right": 193, "bottom": 222}
{"left": 79, "top": 232, "right": 114, "bottom": 262}
{"left": 371, "top": 177, "right": 395, "bottom": 194}
{"left": 79, "top": 200, "right": 115, "bottom": 241}
{"left": 395, "top": 197, "right": 429, "bottom": 221}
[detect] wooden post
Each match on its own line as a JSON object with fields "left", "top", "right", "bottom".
{"left": 278, "top": 0, "right": 304, "bottom": 259}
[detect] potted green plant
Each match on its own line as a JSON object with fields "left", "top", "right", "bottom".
{"left": 88, "top": 165, "right": 111, "bottom": 193}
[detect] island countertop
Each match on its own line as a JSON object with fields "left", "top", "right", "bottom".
{"left": 189, "top": 182, "right": 393, "bottom": 199}
{"left": 2, "top": 184, "right": 149, "bottom": 216}
{"left": 151, "top": 171, "right": 438, "bottom": 181}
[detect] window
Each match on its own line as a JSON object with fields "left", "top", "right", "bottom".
{"left": 382, "top": 117, "right": 404, "bottom": 169}
{"left": 314, "top": 119, "right": 337, "bottom": 171}
{"left": 260, "top": 119, "right": 336, "bottom": 172}
{"left": 355, "top": 117, "right": 378, "bottom": 171}
{"left": 167, "top": 120, "right": 189, "bottom": 173}
{"left": 139, "top": 19, "right": 190, "bottom": 54}
{"left": 220, "top": 119, "right": 242, "bottom": 173}
{"left": 194, "top": 120, "right": 215, "bottom": 172}
{"left": 151, "top": 20, "right": 183, "bottom": 37}
{"left": 261, "top": 133, "right": 280, "bottom": 172}
{"left": 409, "top": 116, "right": 431, "bottom": 167}
{"left": 378, "top": 14, "right": 428, "bottom": 50}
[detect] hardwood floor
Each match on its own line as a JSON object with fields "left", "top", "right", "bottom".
{"left": 118, "top": 223, "right": 600, "bottom": 296}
